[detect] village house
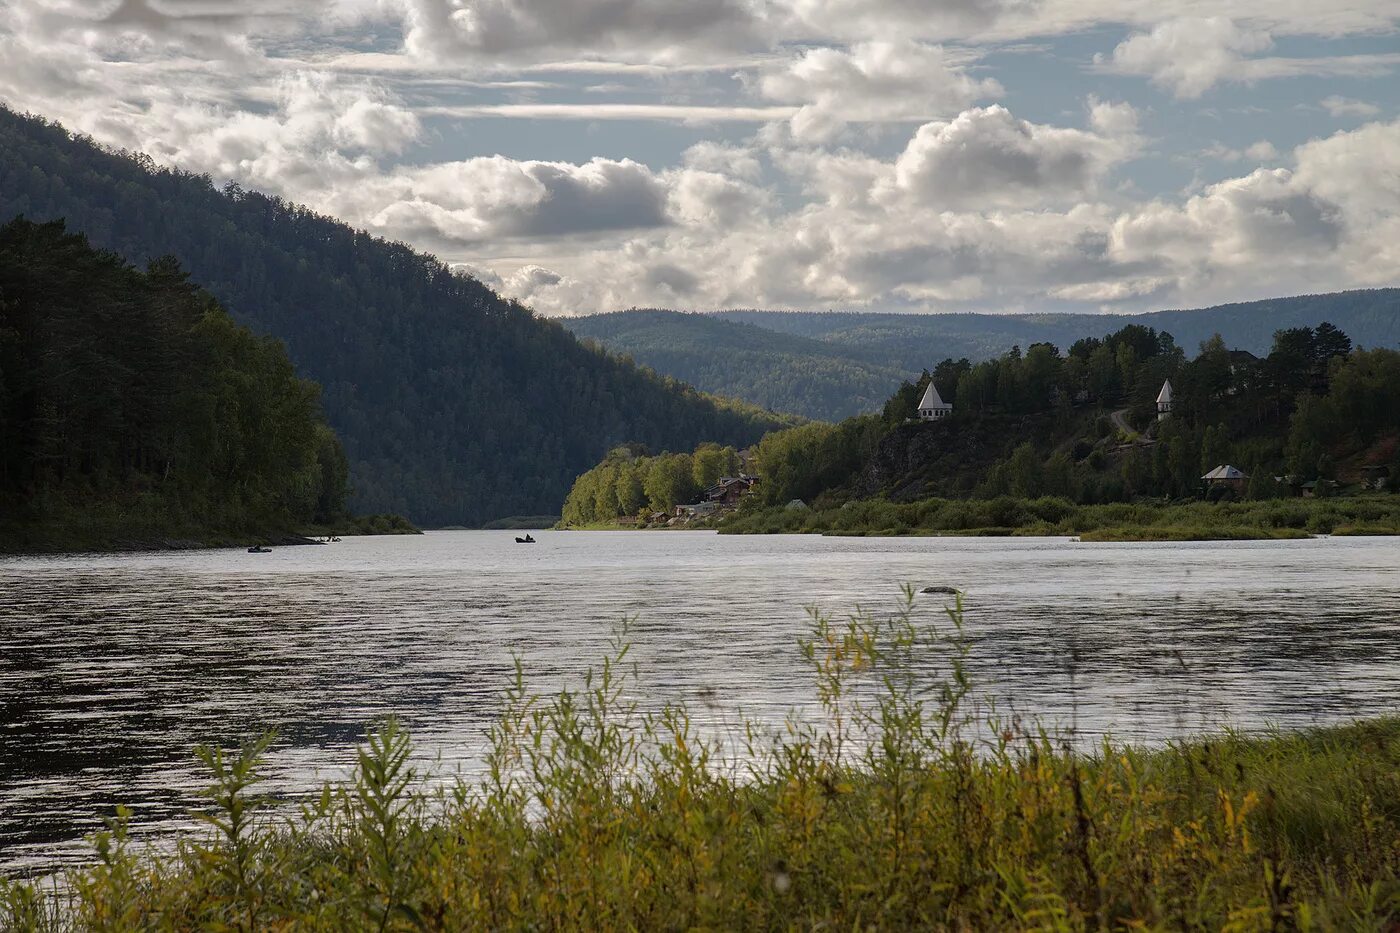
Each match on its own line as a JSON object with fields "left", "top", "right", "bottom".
{"left": 705, "top": 475, "right": 758, "bottom": 506}
{"left": 917, "top": 382, "right": 953, "bottom": 421}
{"left": 670, "top": 475, "right": 761, "bottom": 523}
{"left": 1202, "top": 464, "right": 1248, "bottom": 493}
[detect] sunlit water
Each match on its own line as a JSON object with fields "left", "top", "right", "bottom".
{"left": 2, "top": 530, "right": 1399, "bottom": 873}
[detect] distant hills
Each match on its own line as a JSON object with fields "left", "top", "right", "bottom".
{"left": 567, "top": 293, "right": 1400, "bottom": 420}
{"left": 0, "top": 108, "right": 787, "bottom": 526}
{"left": 566, "top": 310, "right": 908, "bottom": 423}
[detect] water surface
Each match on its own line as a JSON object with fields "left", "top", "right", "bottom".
{"left": 2, "top": 530, "right": 1398, "bottom": 872}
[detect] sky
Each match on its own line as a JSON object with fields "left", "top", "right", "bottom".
{"left": 1, "top": 1, "right": 1398, "bottom": 317}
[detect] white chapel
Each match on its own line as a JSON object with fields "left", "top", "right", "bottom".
{"left": 917, "top": 382, "right": 953, "bottom": 421}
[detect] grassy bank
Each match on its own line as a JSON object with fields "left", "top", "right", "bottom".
{"left": 721, "top": 494, "right": 1400, "bottom": 541}
{"left": 7, "top": 595, "right": 1400, "bottom": 929}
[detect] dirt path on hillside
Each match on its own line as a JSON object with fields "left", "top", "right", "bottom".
{"left": 1110, "top": 408, "right": 1135, "bottom": 436}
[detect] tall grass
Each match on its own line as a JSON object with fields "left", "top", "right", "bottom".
{"left": 6, "top": 594, "right": 1400, "bottom": 929}
{"left": 722, "top": 494, "right": 1400, "bottom": 540}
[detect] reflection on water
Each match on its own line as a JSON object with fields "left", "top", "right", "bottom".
{"left": 2, "top": 530, "right": 1398, "bottom": 872}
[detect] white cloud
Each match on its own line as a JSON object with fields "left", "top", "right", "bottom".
{"left": 1104, "top": 17, "right": 1274, "bottom": 98}
{"left": 682, "top": 141, "right": 762, "bottom": 180}
{"left": 756, "top": 40, "right": 1001, "bottom": 142}
{"left": 4, "top": 0, "right": 1400, "bottom": 323}
{"left": 877, "top": 103, "right": 1140, "bottom": 210}
{"left": 1321, "top": 95, "right": 1381, "bottom": 118}
{"left": 353, "top": 156, "right": 671, "bottom": 243}
{"left": 398, "top": 0, "right": 764, "bottom": 63}
{"left": 1204, "top": 139, "right": 1281, "bottom": 162}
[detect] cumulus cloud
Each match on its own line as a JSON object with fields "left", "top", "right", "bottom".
{"left": 482, "top": 116, "right": 1400, "bottom": 317}
{"left": 757, "top": 40, "right": 1002, "bottom": 142}
{"left": 877, "top": 103, "right": 1140, "bottom": 210}
{"left": 351, "top": 156, "right": 671, "bottom": 244}
{"left": 4, "top": 0, "right": 1400, "bottom": 321}
{"left": 99, "top": 73, "right": 422, "bottom": 195}
{"left": 1104, "top": 17, "right": 1273, "bottom": 98}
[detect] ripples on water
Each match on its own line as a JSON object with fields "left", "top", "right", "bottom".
{"left": 2, "top": 530, "right": 1398, "bottom": 872}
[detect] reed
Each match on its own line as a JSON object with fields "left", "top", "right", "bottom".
{"left": 6, "top": 593, "right": 1400, "bottom": 930}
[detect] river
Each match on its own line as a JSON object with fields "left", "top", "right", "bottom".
{"left": 2, "top": 530, "right": 1399, "bottom": 873}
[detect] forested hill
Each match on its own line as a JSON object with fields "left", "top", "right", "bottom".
{"left": 562, "top": 293, "right": 1399, "bottom": 421}
{"left": 565, "top": 310, "right": 907, "bottom": 422}
{"left": 720, "top": 293, "right": 1400, "bottom": 374}
{"left": 0, "top": 108, "right": 787, "bottom": 525}
{"left": 0, "top": 218, "right": 348, "bottom": 551}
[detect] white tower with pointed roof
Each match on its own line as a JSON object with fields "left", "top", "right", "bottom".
{"left": 1156, "top": 379, "right": 1174, "bottom": 421}
{"left": 917, "top": 381, "right": 953, "bottom": 421}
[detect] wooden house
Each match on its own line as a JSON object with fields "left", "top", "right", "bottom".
{"left": 1201, "top": 464, "right": 1248, "bottom": 493}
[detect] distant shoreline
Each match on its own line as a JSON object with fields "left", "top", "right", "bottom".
{"left": 0, "top": 514, "right": 421, "bottom": 557}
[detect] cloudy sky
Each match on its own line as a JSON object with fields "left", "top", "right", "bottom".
{"left": 2, "top": 1, "right": 1398, "bottom": 316}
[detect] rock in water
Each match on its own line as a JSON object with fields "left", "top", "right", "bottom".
{"left": 921, "top": 585, "right": 961, "bottom": 595}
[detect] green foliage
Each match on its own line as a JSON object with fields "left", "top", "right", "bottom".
{"left": 12, "top": 596, "right": 1400, "bottom": 929}
{"left": 749, "top": 415, "right": 885, "bottom": 507}
{"left": 0, "top": 218, "right": 347, "bottom": 550}
{"left": 721, "top": 494, "right": 1400, "bottom": 539}
{"left": 0, "top": 108, "right": 789, "bottom": 527}
{"left": 560, "top": 445, "right": 740, "bottom": 523}
{"left": 729, "top": 316, "right": 1400, "bottom": 516}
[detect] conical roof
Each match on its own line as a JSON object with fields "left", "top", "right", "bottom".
{"left": 919, "top": 381, "right": 951, "bottom": 410}
{"left": 1201, "top": 464, "right": 1247, "bottom": 481}
{"left": 1157, "top": 379, "right": 1173, "bottom": 404}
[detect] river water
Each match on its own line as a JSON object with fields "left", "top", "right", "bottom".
{"left": 2, "top": 530, "right": 1399, "bottom": 873}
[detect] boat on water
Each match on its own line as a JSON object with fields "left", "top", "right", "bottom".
{"left": 515, "top": 534, "right": 536, "bottom": 544}
{"left": 247, "top": 546, "right": 272, "bottom": 553}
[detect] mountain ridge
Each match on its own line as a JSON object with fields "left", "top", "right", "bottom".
{"left": 567, "top": 291, "right": 1400, "bottom": 420}
{"left": 0, "top": 107, "right": 788, "bottom": 525}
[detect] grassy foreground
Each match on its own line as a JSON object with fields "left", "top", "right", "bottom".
{"left": 7, "top": 595, "right": 1400, "bottom": 930}
{"left": 721, "top": 493, "right": 1400, "bottom": 541}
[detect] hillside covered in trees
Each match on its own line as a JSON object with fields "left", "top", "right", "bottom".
{"left": 564, "top": 319, "right": 1400, "bottom": 532}
{"left": 722, "top": 295, "right": 1400, "bottom": 374}
{"left": 561, "top": 295, "right": 1399, "bottom": 421}
{"left": 0, "top": 219, "right": 349, "bottom": 551}
{"left": 565, "top": 310, "right": 907, "bottom": 422}
{"left": 753, "top": 322, "right": 1400, "bottom": 515}
{"left": 0, "top": 108, "right": 787, "bottom": 526}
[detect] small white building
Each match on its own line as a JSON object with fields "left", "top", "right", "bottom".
{"left": 1156, "top": 379, "right": 1174, "bottom": 421}
{"left": 917, "top": 381, "right": 953, "bottom": 421}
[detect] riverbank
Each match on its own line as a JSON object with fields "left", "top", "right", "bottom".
{"left": 6, "top": 596, "right": 1400, "bottom": 929}
{"left": 0, "top": 512, "right": 421, "bottom": 555}
{"left": 719, "top": 494, "right": 1400, "bottom": 540}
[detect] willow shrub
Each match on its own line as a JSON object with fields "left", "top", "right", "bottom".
{"left": 7, "top": 593, "right": 1400, "bottom": 930}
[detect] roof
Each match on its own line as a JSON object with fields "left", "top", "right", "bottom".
{"left": 918, "top": 381, "right": 951, "bottom": 410}
{"left": 1201, "top": 464, "right": 1248, "bottom": 481}
{"left": 1156, "top": 379, "right": 1173, "bottom": 404}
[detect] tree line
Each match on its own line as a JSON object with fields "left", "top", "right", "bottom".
{"left": 0, "top": 218, "right": 348, "bottom": 549}
{"left": 738, "top": 321, "right": 1400, "bottom": 510}
{"left": 561, "top": 444, "right": 743, "bottom": 524}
